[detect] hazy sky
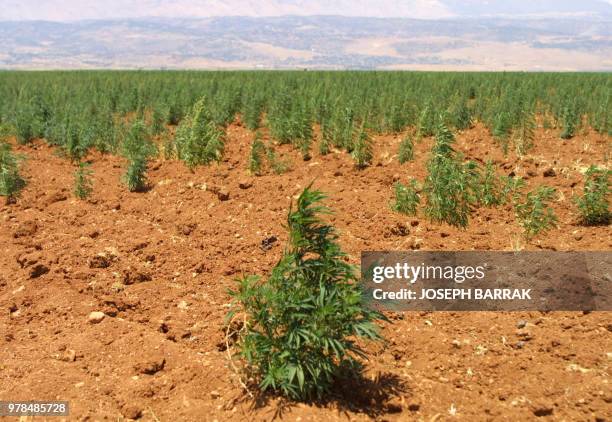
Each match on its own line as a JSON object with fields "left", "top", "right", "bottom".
{"left": 1, "top": 0, "right": 611, "bottom": 21}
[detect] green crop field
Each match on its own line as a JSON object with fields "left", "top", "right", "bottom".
{"left": 0, "top": 71, "right": 610, "bottom": 152}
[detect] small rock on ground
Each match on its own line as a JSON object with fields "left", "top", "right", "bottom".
{"left": 88, "top": 311, "right": 105, "bottom": 324}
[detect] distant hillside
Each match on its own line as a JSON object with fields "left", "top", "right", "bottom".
{"left": 1, "top": 16, "right": 611, "bottom": 70}
{"left": 2, "top": 0, "right": 611, "bottom": 21}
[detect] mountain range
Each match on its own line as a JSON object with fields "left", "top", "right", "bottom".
{"left": 1, "top": 1, "right": 611, "bottom": 70}
{"left": 2, "top": 0, "right": 611, "bottom": 21}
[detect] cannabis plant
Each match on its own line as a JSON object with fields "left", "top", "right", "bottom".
{"left": 477, "top": 160, "right": 506, "bottom": 206}
{"left": 560, "top": 103, "right": 578, "bottom": 140}
{"left": 266, "top": 145, "right": 291, "bottom": 175}
{"left": 151, "top": 106, "right": 166, "bottom": 135}
{"left": 63, "top": 118, "right": 87, "bottom": 163}
{"left": 292, "top": 105, "right": 314, "bottom": 160}
{"left": 575, "top": 165, "right": 610, "bottom": 225}
{"left": 229, "top": 186, "right": 384, "bottom": 400}
{"left": 175, "top": 99, "right": 224, "bottom": 169}
{"left": 391, "top": 179, "right": 420, "bottom": 216}
{"left": 514, "top": 186, "right": 558, "bottom": 240}
{"left": 398, "top": 135, "right": 414, "bottom": 164}
{"left": 73, "top": 161, "right": 93, "bottom": 199}
{"left": 243, "top": 96, "right": 263, "bottom": 131}
{"left": 319, "top": 124, "right": 331, "bottom": 155}
{"left": 165, "top": 102, "right": 182, "bottom": 125}
{"left": 0, "top": 123, "right": 12, "bottom": 141}
{"left": 492, "top": 111, "right": 512, "bottom": 155}
{"left": 423, "top": 121, "right": 473, "bottom": 228}
{"left": 335, "top": 106, "right": 357, "bottom": 151}
{"left": 351, "top": 123, "right": 373, "bottom": 169}
{"left": 0, "top": 141, "right": 26, "bottom": 203}
{"left": 122, "top": 120, "right": 156, "bottom": 192}
{"left": 452, "top": 100, "right": 472, "bottom": 130}
{"left": 161, "top": 133, "right": 176, "bottom": 160}
{"left": 512, "top": 111, "right": 536, "bottom": 156}
{"left": 416, "top": 103, "right": 435, "bottom": 138}
{"left": 248, "top": 133, "right": 266, "bottom": 175}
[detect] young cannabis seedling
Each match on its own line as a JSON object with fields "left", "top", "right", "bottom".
{"left": 560, "top": 103, "right": 578, "bottom": 140}
{"left": 391, "top": 179, "right": 420, "bottom": 216}
{"left": 512, "top": 111, "right": 536, "bottom": 156}
{"left": 0, "top": 123, "right": 13, "bottom": 141}
{"left": 319, "top": 127, "right": 331, "bottom": 155}
{"left": 73, "top": 161, "right": 93, "bottom": 200}
{"left": 248, "top": 132, "right": 266, "bottom": 175}
{"left": 161, "top": 132, "right": 176, "bottom": 160}
{"left": 122, "top": 120, "right": 156, "bottom": 192}
{"left": 243, "top": 96, "right": 263, "bottom": 131}
{"left": 503, "top": 176, "right": 526, "bottom": 204}
{"left": 575, "top": 165, "right": 610, "bottom": 225}
{"left": 416, "top": 103, "right": 435, "bottom": 138}
{"left": 450, "top": 99, "right": 472, "bottom": 130}
{"left": 351, "top": 123, "right": 373, "bottom": 169}
{"left": 398, "top": 135, "right": 414, "bottom": 164}
{"left": 266, "top": 145, "right": 291, "bottom": 175}
{"left": 477, "top": 160, "right": 506, "bottom": 207}
{"left": 61, "top": 117, "right": 88, "bottom": 163}
{"left": 229, "top": 186, "right": 384, "bottom": 400}
{"left": 175, "top": 99, "right": 224, "bottom": 169}
{"left": 423, "top": 121, "right": 473, "bottom": 228}
{"left": 514, "top": 186, "right": 558, "bottom": 240}
{"left": 151, "top": 106, "right": 166, "bottom": 135}
{"left": 0, "top": 141, "right": 26, "bottom": 204}
{"left": 492, "top": 112, "right": 512, "bottom": 155}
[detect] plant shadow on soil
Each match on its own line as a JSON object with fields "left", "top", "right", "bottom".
{"left": 239, "top": 369, "right": 409, "bottom": 420}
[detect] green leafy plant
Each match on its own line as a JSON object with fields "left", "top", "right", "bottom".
{"left": 175, "top": 99, "right": 224, "bottom": 169}
{"left": 416, "top": 103, "right": 436, "bottom": 138}
{"left": 122, "top": 120, "right": 156, "bottom": 192}
{"left": 334, "top": 106, "right": 357, "bottom": 151}
{"left": 575, "top": 165, "right": 610, "bottom": 225}
{"left": 248, "top": 133, "right": 266, "bottom": 175}
{"left": 293, "top": 105, "right": 314, "bottom": 160}
{"left": 229, "top": 186, "right": 385, "bottom": 400}
{"left": 492, "top": 111, "right": 512, "bottom": 154}
{"left": 502, "top": 176, "right": 526, "bottom": 203}
{"left": 391, "top": 179, "right": 420, "bottom": 216}
{"left": 63, "top": 118, "right": 87, "bottom": 163}
{"left": 243, "top": 96, "right": 264, "bottom": 131}
{"left": 512, "top": 111, "right": 535, "bottom": 156}
{"left": 266, "top": 145, "right": 291, "bottom": 175}
{"left": 560, "top": 102, "right": 578, "bottom": 139}
{"left": 449, "top": 98, "right": 472, "bottom": 130}
{"left": 476, "top": 160, "right": 506, "bottom": 206}
{"left": 0, "top": 123, "right": 13, "bottom": 141}
{"left": 514, "top": 186, "right": 558, "bottom": 240}
{"left": 351, "top": 123, "right": 373, "bottom": 169}
{"left": 73, "top": 161, "right": 93, "bottom": 199}
{"left": 161, "top": 132, "right": 176, "bottom": 160}
{"left": 0, "top": 141, "right": 26, "bottom": 203}
{"left": 151, "top": 106, "right": 166, "bottom": 135}
{"left": 398, "top": 135, "right": 414, "bottom": 164}
{"left": 165, "top": 102, "right": 182, "bottom": 125}
{"left": 423, "top": 121, "right": 473, "bottom": 228}
{"left": 319, "top": 124, "right": 331, "bottom": 155}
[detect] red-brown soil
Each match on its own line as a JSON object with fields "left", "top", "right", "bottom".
{"left": 1, "top": 123, "right": 610, "bottom": 421}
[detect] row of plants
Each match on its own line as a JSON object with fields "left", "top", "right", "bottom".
{"left": 390, "top": 121, "right": 610, "bottom": 238}
{"left": 0, "top": 72, "right": 609, "bottom": 164}
{"left": 2, "top": 128, "right": 608, "bottom": 238}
